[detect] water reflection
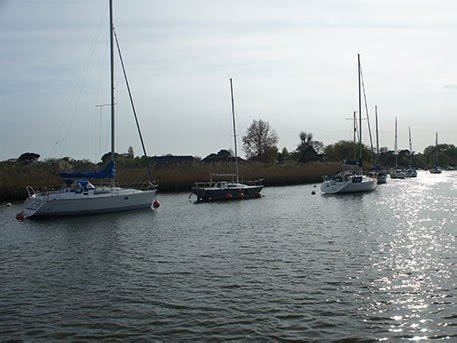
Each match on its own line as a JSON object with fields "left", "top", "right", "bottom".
{"left": 0, "top": 171, "right": 455, "bottom": 340}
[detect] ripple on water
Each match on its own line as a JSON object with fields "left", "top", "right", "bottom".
{"left": 0, "top": 171, "right": 456, "bottom": 340}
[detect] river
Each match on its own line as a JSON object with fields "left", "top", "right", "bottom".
{"left": 1, "top": 171, "right": 456, "bottom": 340}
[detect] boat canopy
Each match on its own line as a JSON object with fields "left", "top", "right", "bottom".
{"left": 59, "top": 161, "right": 115, "bottom": 179}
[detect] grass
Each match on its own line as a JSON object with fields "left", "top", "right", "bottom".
{"left": 0, "top": 161, "right": 347, "bottom": 201}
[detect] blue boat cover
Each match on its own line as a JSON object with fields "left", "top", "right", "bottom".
{"left": 59, "top": 161, "right": 115, "bottom": 179}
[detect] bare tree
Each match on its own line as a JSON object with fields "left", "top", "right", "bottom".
{"left": 242, "top": 119, "right": 279, "bottom": 159}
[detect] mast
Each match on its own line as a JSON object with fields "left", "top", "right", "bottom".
{"left": 394, "top": 117, "right": 398, "bottom": 168}
{"left": 435, "top": 132, "right": 439, "bottom": 166}
{"left": 358, "top": 54, "right": 362, "bottom": 167}
{"left": 109, "top": 0, "right": 115, "bottom": 187}
{"left": 353, "top": 111, "right": 357, "bottom": 160}
{"left": 229, "top": 78, "right": 239, "bottom": 183}
{"left": 409, "top": 126, "right": 413, "bottom": 167}
{"left": 375, "top": 105, "right": 379, "bottom": 165}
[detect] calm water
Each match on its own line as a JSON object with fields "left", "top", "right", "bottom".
{"left": 1, "top": 171, "right": 456, "bottom": 341}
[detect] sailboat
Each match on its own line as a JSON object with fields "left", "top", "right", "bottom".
{"left": 18, "top": 0, "right": 158, "bottom": 218}
{"left": 429, "top": 132, "right": 442, "bottom": 174}
{"left": 405, "top": 126, "right": 417, "bottom": 177}
{"left": 368, "top": 105, "right": 388, "bottom": 184}
{"left": 390, "top": 117, "right": 406, "bottom": 179}
{"left": 321, "top": 54, "right": 377, "bottom": 194}
{"left": 191, "top": 79, "right": 264, "bottom": 202}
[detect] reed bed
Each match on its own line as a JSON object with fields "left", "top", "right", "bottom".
{"left": 0, "top": 162, "right": 346, "bottom": 201}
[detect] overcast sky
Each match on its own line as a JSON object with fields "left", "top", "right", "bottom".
{"left": 1, "top": 0, "right": 456, "bottom": 161}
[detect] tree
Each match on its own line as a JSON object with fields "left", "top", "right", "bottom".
{"left": 277, "top": 147, "right": 289, "bottom": 164}
{"left": 297, "top": 132, "right": 324, "bottom": 154}
{"left": 324, "top": 140, "right": 373, "bottom": 163}
{"left": 295, "top": 132, "right": 324, "bottom": 163}
{"left": 127, "top": 146, "right": 134, "bottom": 158}
{"left": 242, "top": 119, "right": 279, "bottom": 160}
{"left": 18, "top": 152, "right": 40, "bottom": 163}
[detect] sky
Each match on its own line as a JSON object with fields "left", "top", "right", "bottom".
{"left": 1, "top": 0, "right": 456, "bottom": 161}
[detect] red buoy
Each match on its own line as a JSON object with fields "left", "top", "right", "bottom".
{"left": 16, "top": 212, "right": 25, "bottom": 221}
{"left": 152, "top": 200, "right": 160, "bottom": 208}
{"left": 225, "top": 193, "right": 232, "bottom": 200}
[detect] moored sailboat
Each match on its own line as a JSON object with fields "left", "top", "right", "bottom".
{"left": 390, "top": 117, "right": 406, "bottom": 179}
{"left": 405, "top": 127, "right": 417, "bottom": 178}
{"left": 321, "top": 54, "right": 377, "bottom": 194}
{"left": 192, "top": 79, "right": 264, "bottom": 202}
{"left": 19, "top": 0, "right": 158, "bottom": 218}
{"left": 430, "top": 132, "right": 442, "bottom": 174}
{"left": 369, "top": 105, "right": 387, "bottom": 184}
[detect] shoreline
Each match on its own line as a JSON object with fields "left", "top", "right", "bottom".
{"left": 0, "top": 162, "right": 346, "bottom": 202}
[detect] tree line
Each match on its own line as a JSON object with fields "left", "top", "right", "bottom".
{"left": 5, "top": 119, "right": 457, "bottom": 169}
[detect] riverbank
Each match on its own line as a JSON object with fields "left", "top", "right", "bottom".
{"left": 0, "top": 162, "right": 348, "bottom": 201}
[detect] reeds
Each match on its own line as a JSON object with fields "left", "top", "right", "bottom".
{"left": 0, "top": 161, "right": 346, "bottom": 201}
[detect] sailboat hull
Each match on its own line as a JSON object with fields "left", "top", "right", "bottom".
{"left": 193, "top": 185, "right": 263, "bottom": 202}
{"left": 22, "top": 189, "right": 157, "bottom": 218}
{"left": 321, "top": 177, "right": 377, "bottom": 194}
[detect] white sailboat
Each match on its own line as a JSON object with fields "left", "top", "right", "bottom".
{"left": 18, "top": 0, "right": 158, "bottom": 219}
{"left": 405, "top": 126, "right": 417, "bottom": 177}
{"left": 369, "top": 105, "right": 388, "bottom": 184}
{"left": 390, "top": 117, "right": 406, "bottom": 179}
{"left": 321, "top": 54, "right": 377, "bottom": 194}
{"left": 429, "top": 132, "right": 442, "bottom": 174}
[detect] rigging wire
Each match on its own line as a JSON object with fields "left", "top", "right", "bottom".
{"left": 113, "top": 27, "right": 154, "bottom": 182}
{"left": 359, "top": 64, "right": 375, "bottom": 157}
{"left": 50, "top": 2, "right": 108, "bottom": 158}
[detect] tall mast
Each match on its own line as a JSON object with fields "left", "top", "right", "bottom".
{"left": 109, "top": 0, "right": 115, "bottom": 187}
{"left": 409, "top": 126, "right": 412, "bottom": 166}
{"left": 394, "top": 116, "right": 398, "bottom": 168}
{"left": 353, "top": 111, "right": 357, "bottom": 160}
{"left": 358, "top": 54, "right": 362, "bottom": 167}
{"left": 375, "top": 105, "right": 379, "bottom": 165}
{"left": 229, "top": 78, "right": 239, "bottom": 183}
{"left": 435, "top": 132, "right": 439, "bottom": 166}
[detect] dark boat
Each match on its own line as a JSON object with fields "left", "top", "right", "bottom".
{"left": 191, "top": 79, "right": 264, "bottom": 202}
{"left": 192, "top": 174, "right": 263, "bottom": 202}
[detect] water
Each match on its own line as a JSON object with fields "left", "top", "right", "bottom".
{"left": 1, "top": 171, "right": 456, "bottom": 340}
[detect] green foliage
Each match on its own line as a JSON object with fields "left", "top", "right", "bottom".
{"left": 324, "top": 140, "right": 373, "bottom": 163}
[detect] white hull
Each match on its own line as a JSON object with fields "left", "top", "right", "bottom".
{"left": 390, "top": 170, "right": 406, "bottom": 179}
{"left": 321, "top": 176, "right": 377, "bottom": 194}
{"left": 22, "top": 188, "right": 157, "bottom": 218}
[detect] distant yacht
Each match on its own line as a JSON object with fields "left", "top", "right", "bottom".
{"left": 430, "top": 132, "right": 442, "bottom": 174}
{"left": 369, "top": 105, "right": 387, "bottom": 184}
{"left": 390, "top": 117, "right": 406, "bottom": 179}
{"left": 191, "top": 79, "right": 264, "bottom": 202}
{"left": 321, "top": 54, "right": 377, "bottom": 194}
{"left": 19, "top": 0, "right": 158, "bottom": 219}
{"left": 405, "top": 126, "right": 417, "bottom": 178}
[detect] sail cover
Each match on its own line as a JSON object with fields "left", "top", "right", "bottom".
{"left": 59, "top": 161, "right": 116, "bottom": 179}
